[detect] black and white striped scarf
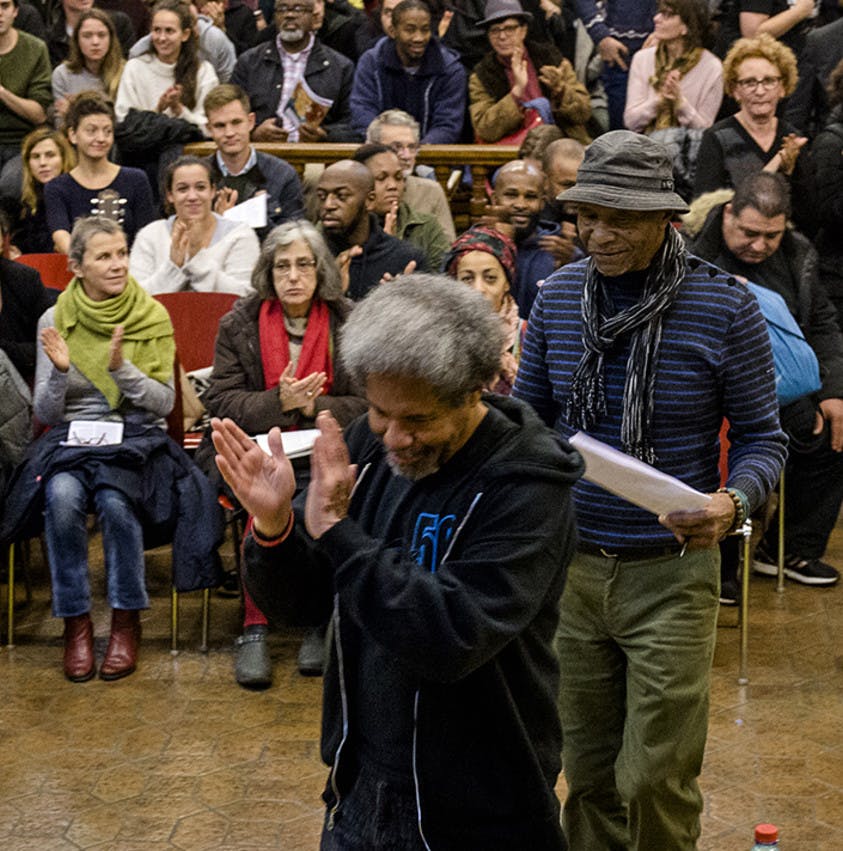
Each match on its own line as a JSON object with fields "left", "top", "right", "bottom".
{"left": 566, "top": 225, "right": 687, "bottom": 464}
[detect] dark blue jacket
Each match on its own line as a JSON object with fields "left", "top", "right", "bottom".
{"left": 514, "top": 221, "right": 561, "bottom": 319}
{"left": 350, "top": 36, "right": 466, "bottom": 143}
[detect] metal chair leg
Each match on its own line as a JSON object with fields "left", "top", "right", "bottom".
{"left": 738, "top": 519, "right": 753, "bottom": 685}
{"left": 200, "top": 588, "right": 210, "bottom": 653}
{"left": 6, "top": 544, "right": 15, "bottom": 649}
{"left": 776, "top": 470, "right": 786, "bottom": 593}
{"left": 171, "top": 587, "right": 179, "bottom": 655}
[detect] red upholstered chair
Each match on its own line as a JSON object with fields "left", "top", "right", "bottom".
{"left": 15, "top": 253, "right": 73, "bottom": 291}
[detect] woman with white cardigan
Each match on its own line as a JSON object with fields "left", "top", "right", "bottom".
{"left": 130, "top": 156, "right": 259, "bottom": 295}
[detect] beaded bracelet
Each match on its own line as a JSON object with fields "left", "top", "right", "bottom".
{"left": 717, "top": 487, "right": 749, "bottom": 534}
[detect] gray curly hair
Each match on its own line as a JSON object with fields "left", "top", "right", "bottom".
{"left": 340, "top": 274, "right": 504, "bottom": 406}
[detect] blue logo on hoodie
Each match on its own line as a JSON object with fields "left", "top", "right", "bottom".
{"left": 411, "top": 513, "right": 456, "bottom": 572}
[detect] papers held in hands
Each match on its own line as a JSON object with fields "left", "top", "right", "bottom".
{"left": 61, "top": 420, "right": 124, "bottom": 447}
{"left": 254, "top": 429, "right": 320, "bottom": 459}
{"left": 222, "top": 193, "right": 267, "bottom": 228}
{"left": 569, "top": 431, "right": 711, "bottom": 516}
{"left": 283, "top": 79, "right": 333, "bottom": 129}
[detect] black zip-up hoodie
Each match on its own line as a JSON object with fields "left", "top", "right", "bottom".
{"left": 244, "top": 394, "right": 582, "bottom": 850}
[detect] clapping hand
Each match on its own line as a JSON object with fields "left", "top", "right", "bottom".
{"left": 211, "top": 417, "right": 296, "bottom": 538}
{"left": 41, "top": 326, "right": 70, "bottom": 373}
{"left": 777, "top": 133, "right": 808, "bottom": 175}
{"left": 157, "top": 84, "right": 184, "bottom": 116}
{"left": 304, "top": 411, "right": 357, "bottom": 539}
{"left": 213, "top": 186, "right": 239, "bottom": 215}
{"left": 378, "top": 259, "right": 417, "bottom": 285}
{"left": 510, "top": 46, "right": 528, "bottom": 99}
{"left": 538, "top": 60, "right": 572, "bottom": 99}
{"left": 659, "top": 69, "right": 681, "bottom": 102}
{"left": 383, "top": 200, "right": 399, "bottom": 236}
{"left": 278, "top": 362, "right": 327, "bottom": 415}
{"left": 336, "top": 245, "right": 363, "bottom": 293}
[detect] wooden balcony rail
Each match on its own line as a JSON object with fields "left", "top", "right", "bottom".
{"left": 184, "top": 142, "right": 520, "bottom": 229}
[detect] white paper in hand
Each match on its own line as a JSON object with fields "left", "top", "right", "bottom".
{"left": 569, "top": 431, "right": 711, "bottom": 516}
{"left": 254, "top": 429, "right": 320, "bottom": 459}
{"left": 222, "top": 193, "right": 267, "bottom": 228}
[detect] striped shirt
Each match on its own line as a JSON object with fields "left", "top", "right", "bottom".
{"left": 513, "top": 254, "right": 787, "bottom": 550}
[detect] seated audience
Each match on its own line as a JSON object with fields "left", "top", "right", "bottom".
{"left": 196, "top": 220, "right": 366, "bottom": 688}
{"left": 686, "top": 172, "right": 843, "bottom": 587}
{"left": 785, "top": 16, "right": 843, "bottom": 135}
{"left": 693, "top": 34, "right": 805, "bottom": 198}
{"left": 352, "top": 143, "right": 450, "bottom": 271}
{"left": 624, "top": 0, "right": 723, "bottom": 133}
{"left": 2, "top": 217, "right": 220, "bottom": 683}
{"left": 230, "top": 0, "right": 356, "bottom": 142}
{"left": 811, "top": 59, "right": 843, "bottom": 329}
{"left": 47, "top": 0, "right": 134, "bottom": 68}
{"left": 0, "top": 4, "right": 52, "bottom": 204}
{"left": 203, "top": 83, "right": 305, "bottom": 240}
{"left": 469, "top": 0, "right": 591, "bottom": 144}
{"left": 351, "top": 0, "right": 466, "bottom": 143}
{"left": 443, "top": 224, "right": 521, "bottom": 394}
{"left": 130, "top": 155, "right": 259, "bottom": 295}
{"left": 115, "top": 0, "right": 219, "bottom": 133}
{"left": 10, "top": 127, "right": 74, "bottom": 256}
{"left": 315, "top": 159, "right": 426, "bottom": 300}
{"left": 130, "top": 0, "right": 236, "bottom": 83}
{"left": 365, "top": 109, "right": 456, "bottom": 240}
{"left": 51, "top": 9, "right": 125, "bottom": 127}
{"left": 489, "top": 159, "right": 563, "bottom": 317}
{"left": 0, "top": 209, "right": 58, "bottom": 384}
{"left": 45, "top": 92, "right": 156, "bottom": 254}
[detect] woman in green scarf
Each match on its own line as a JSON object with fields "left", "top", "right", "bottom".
{"left": 34, "top": 216, "right": 175, "bottom": 683}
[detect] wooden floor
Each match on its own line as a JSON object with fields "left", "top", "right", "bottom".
{"left": 2, "top": 520, "right": 843, "bottom": 850}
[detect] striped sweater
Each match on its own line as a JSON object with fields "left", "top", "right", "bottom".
{"left": 513, "top": 254, "right": 788, "bottom": 550}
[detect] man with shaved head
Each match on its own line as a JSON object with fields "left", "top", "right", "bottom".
{"left": 316, "top": 159, "right": 426, "bottom": 300}
{"left": 492, "top": 159, "right": 565, "bottom": 318}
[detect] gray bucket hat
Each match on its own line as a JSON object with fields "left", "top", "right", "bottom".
{"left": 557, "top": 130, "right": 689, "bottom": 213}
{"left": 477, "top": 0, "right": 532, "bottom": 28}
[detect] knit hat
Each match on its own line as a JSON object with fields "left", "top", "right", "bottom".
{"left": 443, "top": 225, "right": 518, "bottom": 288}
{"left": 557, "top": 130, "right": 689, "bottom": 212}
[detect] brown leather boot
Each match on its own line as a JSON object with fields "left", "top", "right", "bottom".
{"left": 99, "top": 609, "right": 142, "bottom": 681}
{"left": 63, "top": 613, "right": 95, "bottom": 682}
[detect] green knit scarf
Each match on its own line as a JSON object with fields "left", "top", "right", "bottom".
{"left": 54, "top": 275, "right": 175, "bottom": 410}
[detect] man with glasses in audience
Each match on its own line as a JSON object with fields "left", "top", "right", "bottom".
{"left": 230, "top": 0, "right": 356, "bottom": 142}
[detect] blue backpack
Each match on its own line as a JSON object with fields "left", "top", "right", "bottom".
{"left": 746, "top": 281, "right": 821, "bottom": 406}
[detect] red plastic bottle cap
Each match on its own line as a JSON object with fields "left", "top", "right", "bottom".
{"left": 755, "top": 823, "right": 779, "bottom": 842}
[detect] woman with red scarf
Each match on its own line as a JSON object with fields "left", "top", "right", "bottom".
{"left": 199, "top": 220, "right": 366, "bottom": 688}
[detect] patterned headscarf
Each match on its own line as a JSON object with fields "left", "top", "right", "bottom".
{"left": 442, "top": 225, "right": 518, "bottom": 288}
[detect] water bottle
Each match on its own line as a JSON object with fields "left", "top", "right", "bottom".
{"left": 752, "top": 823, "right": 779, "bottom": 848}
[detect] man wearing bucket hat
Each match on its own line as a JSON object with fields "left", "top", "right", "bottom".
{"left": 514, "top": 130, "right": 786, "bottom": 849}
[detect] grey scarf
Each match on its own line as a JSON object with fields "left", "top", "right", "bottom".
{"left": 566, "top": 226, "right": 687, "bottom": 464}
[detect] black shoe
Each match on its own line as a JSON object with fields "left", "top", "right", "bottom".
{"left": 217, "top": 569, "right": 240, "bottom": 598}
{"left": 754, "top": 543, "right": 840, "bottom": 586}
{"left": 719, "top": 577, "right": 741, "bottom": 606}
{"left": 297, "top": 624, "right": 326, "bottom": 677}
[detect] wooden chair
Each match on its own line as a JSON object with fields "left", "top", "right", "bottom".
{"left": 15, "top": 253, "right": 73, "bottom": 291}
{"left": 155, "top": 292, "right": 241, "bottom": 651}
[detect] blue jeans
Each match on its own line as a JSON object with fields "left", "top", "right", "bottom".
{"left": 601, "top": 63, "right": 630, "bottom": 131}
{"left": 558, "top": 547, "right": 720, "bottom": 851}
{"left": 44, "top": 472, "right": 148, "bottom": 618}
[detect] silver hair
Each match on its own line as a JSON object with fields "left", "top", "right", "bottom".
{"left": 68, "top": 216, "right": 125, "bottom": 268}
{"left": 252, "top": 219, "right": 344, "bottom": 304}
{"left": 366, "top": 109, "right": 420, "bottom": 144}
{"left": 340, "top": 273, "right": 504, "bottom": 406}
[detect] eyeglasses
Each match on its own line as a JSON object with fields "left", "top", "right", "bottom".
{"left": 488, "top": 22, "right": 523, "bottom": 38}
{"left": 274, "top": 3, "right": 312, "bottom": 15}
{"left": 274, "top": 258, "right": 317, "bottom": 276}
{"left": 735, "top": 76, "right": 782, "bottom": 91}
{"left": 387, "top": 141, "right": 420, "bottom": 154}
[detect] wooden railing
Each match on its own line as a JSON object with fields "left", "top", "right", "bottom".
{"left": 184, "top": 142, "right": 519, "bottom": 229}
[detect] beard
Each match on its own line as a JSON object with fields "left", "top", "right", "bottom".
{"left": 279, "top": 27, "right": 306, "bottom": 43}
{"left": 385, "top": 447, "right": 445, "bottom": 481}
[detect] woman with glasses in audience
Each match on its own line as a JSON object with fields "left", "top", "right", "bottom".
{"left": 468, "top": 0, "right": 591, "bottom": 145}
{"left": 130, "top": 155, "right": 259, "bottom": 295}
{"left": 45, "top": 92, "right": 156, "bottom": 255}
{"left": 443, "top": 225, "right": 520, "bottom": 396}
{"left": 693, "top": 33, "right": 805, "bottom": 199}
{"left": 2, "top": 217, "right": 220, "bottom": 683}
{"left": 10, "top": 128, "right": 74, "bottom": 257}
{"left": 624, "top": 0, "right": 722, "bottom": 134}
{"left": 52, "top": 9, "right": 125, "bottom": 128}
{"left": 195, "top": 220, "right": 366, "bottom": 689}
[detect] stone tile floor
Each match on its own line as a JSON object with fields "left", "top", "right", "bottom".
{"left": 2, "top": 524, "right": 843, "bottom": 850}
